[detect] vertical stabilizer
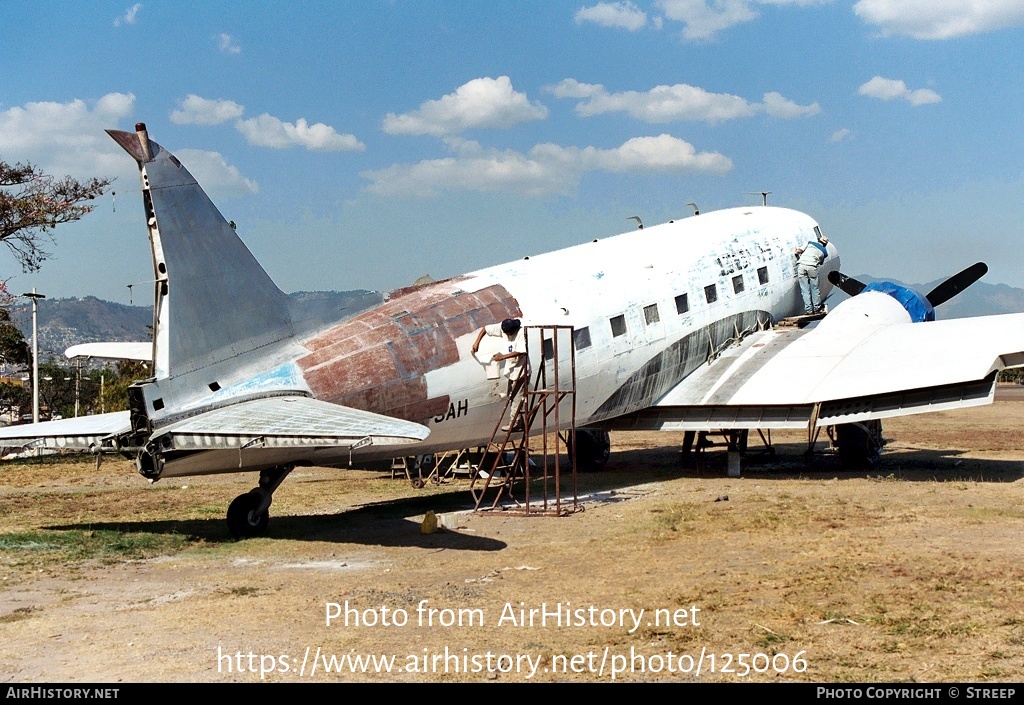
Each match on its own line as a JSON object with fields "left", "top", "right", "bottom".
{"left": 107, "top": 125, "right": 293, "bottom": 380}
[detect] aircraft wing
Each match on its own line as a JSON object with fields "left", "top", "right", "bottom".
{"left": 0, "top": 397, "right": 429, "bottom": 455}
{"left": 65, "top": 342, "right": 152, "bottom": 362}
{"left": 615, "top": 307, "right": 1024, "bottom": 432}
{"left": 149, "top": 396, "right": 430, "bottom": 451}
{"left": 0, "top": 412, "right": 131, "bottom": 451}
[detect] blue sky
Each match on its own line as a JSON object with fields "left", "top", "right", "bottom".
{"left": 2, "top": 1, "right": 1023, "bottom": 303}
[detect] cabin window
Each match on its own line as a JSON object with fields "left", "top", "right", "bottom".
{"left": 732, "top": 275, "right": 745, "bottom": 294}
{"left": 610, "top": 315, "right": 627, "bottom": 337}
{"left": 675, "top": 293, "right": 689, "bottom": 314}
{"left": 643, "top": 304, "right": 660, "bottom": 325}
{"left": 757, "top": 266, "right": 769, "bottom": 285}
{"left": 573, "top": 326, "right": 592, "bottom": 350}
{"left": 704, "top": 284, "right": 718, "bottom": 304}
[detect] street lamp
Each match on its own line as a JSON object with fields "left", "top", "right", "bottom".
{"left": 22, "top": 289, "right": 45, "bottom": 424}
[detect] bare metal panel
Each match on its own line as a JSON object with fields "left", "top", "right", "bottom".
{"left": 152, "top": 396, "right": 430, "bottom": 451}
{"left": 107, "top": 130, "right": 294, "bottom": 377}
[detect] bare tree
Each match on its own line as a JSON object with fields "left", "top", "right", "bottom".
{"left": 0, "top": 159, "right": 112, "bottom": 271}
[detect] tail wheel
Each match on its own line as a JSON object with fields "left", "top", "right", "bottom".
{"left": 227, "top": 490, "right": 270, "bottom": 539}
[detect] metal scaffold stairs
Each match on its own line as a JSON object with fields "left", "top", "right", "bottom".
{"left": 470, "top": 325, "right": 579, "bottom": 516}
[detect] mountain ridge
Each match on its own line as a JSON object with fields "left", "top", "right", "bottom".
{"left": 7, "top": 279, "right": 1024, "bottom": 360}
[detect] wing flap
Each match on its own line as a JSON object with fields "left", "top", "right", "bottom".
{"left": 152, "top": 396, "right": 430, "bottom": 451}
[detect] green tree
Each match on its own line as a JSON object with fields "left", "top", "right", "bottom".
{"left": 37, "top": 360, "right": 75, "bottom": 419}
{"left": 101, "top": 360, "right": 151, "bottom": 413}
{"left": 1, "top": 159, "right": 112, "bottom": 272}
{"left": 0, "top": 305, "right": 29, "bottom": 366}
{"left": 0, "top": 379, "right": 28, "bottom": 417}
{"left": 0, "top": 158, "right": 112, "bottom": 420}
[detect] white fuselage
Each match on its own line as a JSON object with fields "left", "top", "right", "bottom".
{"left": 153, "top": 206, "right": 838, "bottom": 477}
{"left": 411, "top": 206, "right": 837, "bottom": 454}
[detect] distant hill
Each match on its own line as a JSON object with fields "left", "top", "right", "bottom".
{"left": 8, "top": 290, "right": 383, "bottom": 358}
{"left": 8, "top": 278, "right": 1024, "bottom": 359}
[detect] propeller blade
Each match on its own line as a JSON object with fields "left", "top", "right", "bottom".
{"left": 925, "top": 262, "right": 988, "bottom": 307}
{"left": 827, "top": 270, "right": 867, "bottom": 297}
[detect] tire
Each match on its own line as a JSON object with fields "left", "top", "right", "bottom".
{"left": 226, "top": 490, "right": 270, "bottom": 539}
{"left": 834, "top": 421, "right": 882, "bottom": 470}
{"left": 569, "top": 429, "right": 611, "bottom": 472}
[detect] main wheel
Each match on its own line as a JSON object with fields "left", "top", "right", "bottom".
{"left": 569, "top": 429, "right": 611, "bottom": 472}
{"left": 834, "top": 421, "right": 883, "bottom": 470}
{"left": 226, "top": 490, "right": 270, "bottom": 539}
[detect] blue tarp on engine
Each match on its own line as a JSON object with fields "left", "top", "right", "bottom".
{"left": 863, "top": 281, "right": 935, "bottom": 322}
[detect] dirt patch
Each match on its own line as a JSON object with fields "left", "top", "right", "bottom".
{"left": 2, "top": 393, "right": 1024, "bottom": 682}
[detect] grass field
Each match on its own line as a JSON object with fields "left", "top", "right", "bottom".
{"left": 1, "top": 394, "right": 1023, "bottom": 682}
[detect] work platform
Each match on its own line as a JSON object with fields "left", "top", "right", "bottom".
{"left": 471, "top": 325, "right": 580, "bottom": 516}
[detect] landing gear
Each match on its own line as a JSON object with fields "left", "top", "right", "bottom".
{"left": 226, "top": 464, "right": 294, "bottom": 539}
{"left": 227, "top": 490, "right": 269, "bottom": 538}
{"left": 833, "top": 421, "right": 883, "bottom": 470}
{"left": 569, "top": 429, "right": 611, "bottom": 472}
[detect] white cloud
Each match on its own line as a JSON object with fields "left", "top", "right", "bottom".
{"left": 829, "top": 128, "right": 852, "bottom": 142}
{"left": 170, "top": 95, "right": 244, "bottom": 125}
{"left": 762, "top": 91, "right": 821, "bottom": 118}
{"left": 575, "top": 2, "right": 648, "bottom": 30}
{"left": 658, "top": 0, "right": 758, "bottom": 40}
{"left": 547, "top": 80, "right": 819, "bottom": 123}
{"left": 854, "top": 0, "right": 1024, "bottom": 40}
{"left": 858, "top": 76, "right": 941, "bottom": 106}
{"left": 113, "top": 3, "right": 141, "bottom": 27}
{"left": 235, "top": 114, "right": 365, "bottom": 151}
{"left": 174, "top": 149, "right": 258, "bottom": 198}
{"left": 567, "top": 134, "right": 734, "bottom": 173}
{"left": 362, "top": 134, "right": 731, "bottom": 197}
{"left": 0, "top": 93, "right": 136, "bottom": 179}
{"left": 0, "top": 93, "right": 259, "bottom": 202}
{"left": 657, "top": 0, "right": 830, "bottom": 41}
{"left": 217, "top": 32, "right": 241, "bottom": 54}
{"left": 382, "top": 76, "right": 548, "bottom": 137}
{"left": 545, "top": 78, "right": 605, "bottom": 100}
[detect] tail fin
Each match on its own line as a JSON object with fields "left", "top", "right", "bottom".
{"left": 107, "top": 124, "right": 293, "bottom": 379}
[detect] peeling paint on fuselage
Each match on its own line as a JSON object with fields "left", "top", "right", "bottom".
{"left": 296, "top": 278, "right": 522, "bottom": 426}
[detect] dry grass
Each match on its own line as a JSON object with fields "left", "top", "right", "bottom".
{"left": 1, "top": 394, "right": 1023, "bottom": 682}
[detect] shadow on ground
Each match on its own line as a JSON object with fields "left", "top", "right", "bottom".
{"left": 46, "top": 485, "right": 507, "bottom": 549}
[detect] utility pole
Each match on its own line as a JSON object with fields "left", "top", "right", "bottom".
{"left": 74, "top": 358, "right": 81, "bottom": 417}
{"left": 22, "top": 289, "right": 45, "bottom": 424}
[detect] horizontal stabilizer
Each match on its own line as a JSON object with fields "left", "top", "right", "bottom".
{"left": 66, "top": 342, "right": 152, "bottom": 362}
{"left": 151, "top": 396, "right": 430, "bottom": 451}
{"left": 0, "top": 412, "right": 131, "bottom": 451}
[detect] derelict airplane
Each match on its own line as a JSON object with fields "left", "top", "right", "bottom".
{"left": 2, "top": 123, "right": 1022, "bottom": 538}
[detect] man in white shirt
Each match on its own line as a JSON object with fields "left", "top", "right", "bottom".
{"left": 472, "top": 317, "right": 526, "bottom": 384}
{"left": 472, "top": 318, "right": 527, "bottom": 429}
